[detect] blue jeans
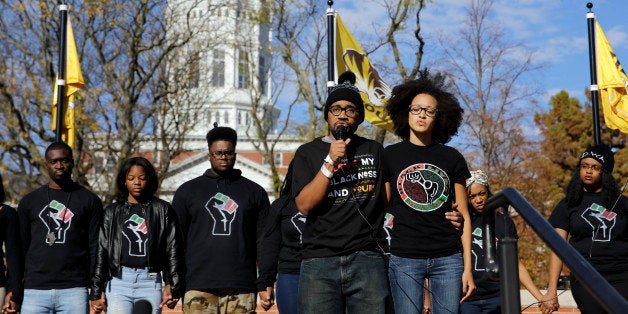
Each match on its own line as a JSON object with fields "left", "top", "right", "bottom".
{"left": 388, "top": 253, "right": 463, "bottom": 314}
{"left": 460, "top": 295, "right": 501, "bottom": 313}
{"left": 21, "top": 287, "right": 88, "bottom": 314}
{"left": 276, "top": 273, "right": 299, "bottom": 314}
{"left": 298, "top": 250, "right": 388, "bottom": 314}
{"left": 106, "top": 266, "right": 163, "bottom": 314}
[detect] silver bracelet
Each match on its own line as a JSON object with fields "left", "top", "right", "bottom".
{"left": 320, "top": 163, "right": 333, "bottom": 179}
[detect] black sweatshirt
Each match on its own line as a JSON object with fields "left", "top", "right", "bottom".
{"left": 18, "top": 183, "right": 103, "bottom": 289}
{"left": 257, "top": 195, "right": 304, "bottom": 289}
{"left": 172, "top": 169, "right": 270, "bottom": 292}
{"left": 0, "top": 204, "right": 22, "bottom": 303}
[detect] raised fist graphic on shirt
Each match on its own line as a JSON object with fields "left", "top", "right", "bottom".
{"left": 39, "top": 200, "right": 74, "bottom": 245}
{"left": 581, "top": 203, "right": 617, "bottom": 242}
{"left": 291, "top": 213, "right": 306, "bottom": 244}
{"left": 471, "top": 228, "right": 484, "bottom": 271}
{"left": 205, "top": 192, "right": 239, "bottom": 236}
{"left": 406, "top": 171, "right": 439, "bottom": 204}
{"left": 122, "top": 214, "right": 148, "bottom": 256}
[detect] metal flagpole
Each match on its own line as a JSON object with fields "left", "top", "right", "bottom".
{"left": 327, "top": 1, "right": 335, "bottom": 95}
{"left": 586, "top": 2, "right": 602, "bottom": 145}
{"left": 55, "top": 1, "right": 69, "bottom": 143}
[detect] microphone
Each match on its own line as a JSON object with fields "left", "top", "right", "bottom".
{"left": 336, "top": 125, "right": 348, "bottom": 141}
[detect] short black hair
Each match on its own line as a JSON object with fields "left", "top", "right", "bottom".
{"left": 45, "top": 141, "right": 73, "bottom": 159}
{"left": 0, "top": 173, "right": 5, "bottom": 203}
{"left": 386, "top": 70, "right": 463, "bottom": 143}
{"left": 115, "top": 157, "right": 159, "bottom": 201}
{"left": 206, "top": 124, "right": 237, "bottom": 149}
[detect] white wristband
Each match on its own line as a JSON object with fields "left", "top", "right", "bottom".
{"left": 324, "top": 154, "right": 335, "bottom": 166}
{"left": 320, "top": 163, "right": 334, "bottom": 179}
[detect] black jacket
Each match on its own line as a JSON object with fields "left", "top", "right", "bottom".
{"left": 90, "top": 198, "right": 184, "bottom": 300}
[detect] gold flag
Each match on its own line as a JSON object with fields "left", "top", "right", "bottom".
{"left": 52, "top": 16, "right": 84, "bottom": 148}
{"left": 596, "top": 20, "right": 628, "bottom": 133}
{"left": 335, "top": 14, "right": 394, "bottom": 132}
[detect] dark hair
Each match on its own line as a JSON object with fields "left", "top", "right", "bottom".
{"left": 206, "top": 124, "right": 237, "bottom": 149}
{"left": 386, "top": 70, "right": 463, "bottom": 143}
{"left": 115, "top": 157, "right": 159, "bottom": 201}
{"left": 466, "top": 183, "right": 493, "bottom": 216}
{"left": 0, "top": 173, "right": 5, "bottom": 204}
{"left": 45, "top": 141, "right": 73, "bottom": 159}
{"left": 565, "top": 167, "right": 621, "bottom": 210}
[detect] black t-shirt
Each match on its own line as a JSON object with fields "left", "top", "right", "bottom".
{"left": 257, "top": 195, "right": 304, "bottom": 288}
{"left": 549, "top": 192, "right": 628, "bottom": 273}
{"left": 383, "top": 141, "right": 469, "bottom": 258}
{"left": 18, "top": 184, "right": 103, "bottom": 289}
{"left": 119, "top": 203, "right": 149, "bottom": 267}
{"left": 466, "top": 211, "right": 518, "bottom": 301}
{"left": 291, "top": 136, "right": 385, "bottom": 258}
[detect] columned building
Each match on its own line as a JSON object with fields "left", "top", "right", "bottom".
{"left": 158, "top": 0, "right": 301, "bottom": 200}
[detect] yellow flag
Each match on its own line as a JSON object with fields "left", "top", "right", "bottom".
{"left": 596, "top": 21, "right": 628, "bottom": 133}
{"left": 52, "top": 16, "right": 84, "bottom": 148}
{"left": 335, "top": 14, "right": 394, "bottom": 132}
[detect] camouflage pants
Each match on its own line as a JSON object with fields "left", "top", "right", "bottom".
{"left": 183, "top": 290, "right": 256, "bottom": 314}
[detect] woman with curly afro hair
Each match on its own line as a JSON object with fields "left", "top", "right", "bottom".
{"left": 382, "top": 70, "right": 475, "bottom": 314}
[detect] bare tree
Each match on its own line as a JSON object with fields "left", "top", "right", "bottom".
{"left": 272, "top": 0, "right": 328, "bottom": 141}
{"left": 435, "top": 0, "right": 541, "bottom": 179}
{"left": 229, "top": 0, "right": 300, "bottom": 196}
{"left": 433, "top": 0, "right": 544, "bottom": 287}
{"left": 360, "top": 0, "right": 428, "bottom": 143}
{"left": 0, "top": 1, "right": 71, "bottom": 201}
{"left": 0, "top": 0, "right": 214, "bottom": 203}
{"left": 272, "top": 0, "right": 430, "bottom": 144}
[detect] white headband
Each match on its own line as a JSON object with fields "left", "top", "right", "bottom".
{"left": 466, "top": 170, "right": 489, "bottom": 188}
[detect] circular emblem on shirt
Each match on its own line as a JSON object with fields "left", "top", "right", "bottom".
{"left": 396, "top": 163, "right": 449, "bottom": 212}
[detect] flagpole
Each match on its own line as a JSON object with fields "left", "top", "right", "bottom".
{"left": 55, "top": 1, "right": 69, "bottom": 143}
{"left": 586, "top": 2, "right": 602, "bottom": 145}
{"left": 327, "top": 1, "right": 335, "bottom": 94}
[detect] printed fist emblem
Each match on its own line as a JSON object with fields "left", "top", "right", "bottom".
{"left": 581, "top": 203, "right": 616, "bottom": 242}
{"left": 39, "top": 200, "right": 74, "bottom": 245}
{"left": 206, "top": 192, "right": 239, "bottom": 236}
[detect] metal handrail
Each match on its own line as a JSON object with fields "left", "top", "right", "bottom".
{"left": 482, "top": 187, "right": 628, "bottom": 313}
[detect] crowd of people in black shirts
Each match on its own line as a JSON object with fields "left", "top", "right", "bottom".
{"left": 0, "top": 69, "right": 626, "bottom": 314}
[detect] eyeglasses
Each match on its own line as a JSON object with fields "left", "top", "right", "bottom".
{"left": 210, "top": 150, "right": 236, "bottom": 159}
{"left": 329, "top": 106, "right": 359, "bottom": 118}
{"left": 409, "top": 105, "right": 438, "bottom": 117}
{"left": 580, "top": 163, "right": 602, "bottom": 172}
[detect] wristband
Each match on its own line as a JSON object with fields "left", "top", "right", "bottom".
{"left": 320, "top": 163, "right": 334, "bottom": 179}
{"left": 324, "top": 154, "right": 335, "bottom": 166}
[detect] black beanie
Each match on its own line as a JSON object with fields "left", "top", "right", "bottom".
{"left": 580, "top": 144, "right": 614, "bottom": 173}
{"left": 206, "top": 123, "right": 237, "bottom": 148}
{"left": 324, "top": 71, "right": 364, "bottom": 124}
